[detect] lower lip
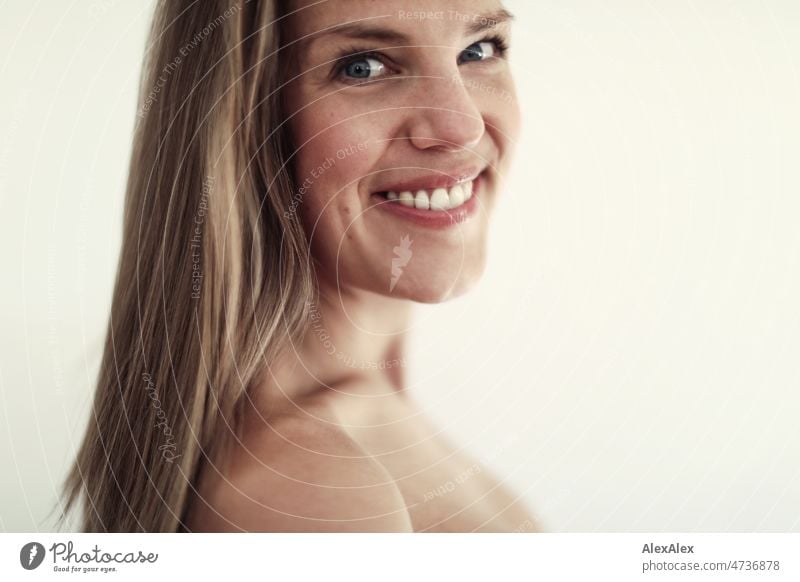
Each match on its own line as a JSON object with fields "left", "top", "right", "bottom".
{"left": 371, "top": 173, "right": 484, "bottom": 229}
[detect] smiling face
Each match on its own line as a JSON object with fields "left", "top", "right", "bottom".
{"left": 282, "top": 0, "right": 520, "bottom": 303}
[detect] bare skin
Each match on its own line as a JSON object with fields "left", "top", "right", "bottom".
{"left": 186, "top": 290, "right": 538, "bottom": 532}
{"left": 187, "top": 379, "right": 538, "bottom": 532}
{"left": 186, "top": 0, "right": 534, "bottom": 532}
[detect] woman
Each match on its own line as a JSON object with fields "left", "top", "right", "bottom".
{"left": 62, "top": 0, "right": 536, "bottom": 532}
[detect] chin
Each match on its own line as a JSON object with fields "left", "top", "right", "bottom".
{"left": 385, "top": 259, "right": 487, "bottom": 304}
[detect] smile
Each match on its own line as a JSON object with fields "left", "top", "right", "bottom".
{"left": 371, "top": 171, "right": 485, "bottom": 228}
{"left": 379, "top": 179, "right": 475, "bottom": 212}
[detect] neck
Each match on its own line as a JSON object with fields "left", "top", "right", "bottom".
{"left": 252, "top": 274, "right": 413, "bottom": 413}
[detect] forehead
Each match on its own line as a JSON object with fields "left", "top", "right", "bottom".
{"left": 283, "top": 0, "right": 511, "bottom": 46}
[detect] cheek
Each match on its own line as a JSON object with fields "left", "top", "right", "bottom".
{"left": 474, "top": 72, "right": 521, "bottom": 162}
{"left": 293, "top": 102, "right": 386, "bottom": 217}
{"left": 290, "top": 103, "right": 387, "bottom": 241}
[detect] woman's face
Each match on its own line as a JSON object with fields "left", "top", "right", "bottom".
{"left": 284, "top": 0, "right": 520, "bottom": 303}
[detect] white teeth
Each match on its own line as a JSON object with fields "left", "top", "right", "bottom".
{"left": 383, "top": 179, "right": 476, "bottom": 212}
{"left": 449, "top": 184, "right": 465, "bottom": 208}
{"left": 430, "top": 188, "right": 449, "bottom": 210}
{"left": 399, "top": 191, "right": 415, "bottom": 207}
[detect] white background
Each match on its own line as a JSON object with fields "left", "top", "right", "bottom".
{"left": 1, "top": 0, "right": 799, "bottom": 531}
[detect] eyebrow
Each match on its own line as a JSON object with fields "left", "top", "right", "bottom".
{"left": 465, "top": 9, "right": 515, "bottom": 36}
{"left": 301, "top": 9, "right": 515, "bottom": 53}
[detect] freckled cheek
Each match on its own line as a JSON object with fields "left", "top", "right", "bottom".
{"left": 300, "top": 144, "right": 379, "bottom": 252}
{"left": 297, "top": 124, "right": 384, "bottom": 210}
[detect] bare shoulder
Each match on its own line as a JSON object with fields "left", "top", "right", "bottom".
{"left": 186, "top": 410, "right": 412, "bottom": 532}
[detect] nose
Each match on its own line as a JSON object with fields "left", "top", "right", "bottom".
{"left": 404, "top": 74, "right": 485, "bottom": 152}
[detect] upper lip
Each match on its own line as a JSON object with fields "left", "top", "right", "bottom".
{"left": 371, "top": 166, "right": 485, "bottom": 194}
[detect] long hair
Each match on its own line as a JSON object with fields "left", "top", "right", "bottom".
{"left": 61, "top": 0, "right": 313, "bottom": 532}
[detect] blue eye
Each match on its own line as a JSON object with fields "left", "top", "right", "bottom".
{"left": 459, "top": 41, "right": 497, "bottom": 63}
{"left": 343, "top": 57, "right": 385, "bottom": 80}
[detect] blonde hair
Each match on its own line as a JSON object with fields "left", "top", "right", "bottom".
{"left": 61, "top": 0, "right": 314, "bottom": 531}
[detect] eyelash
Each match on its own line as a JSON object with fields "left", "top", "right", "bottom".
{"left": 333, "top": 34, "right": 510, "bottom": 84}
